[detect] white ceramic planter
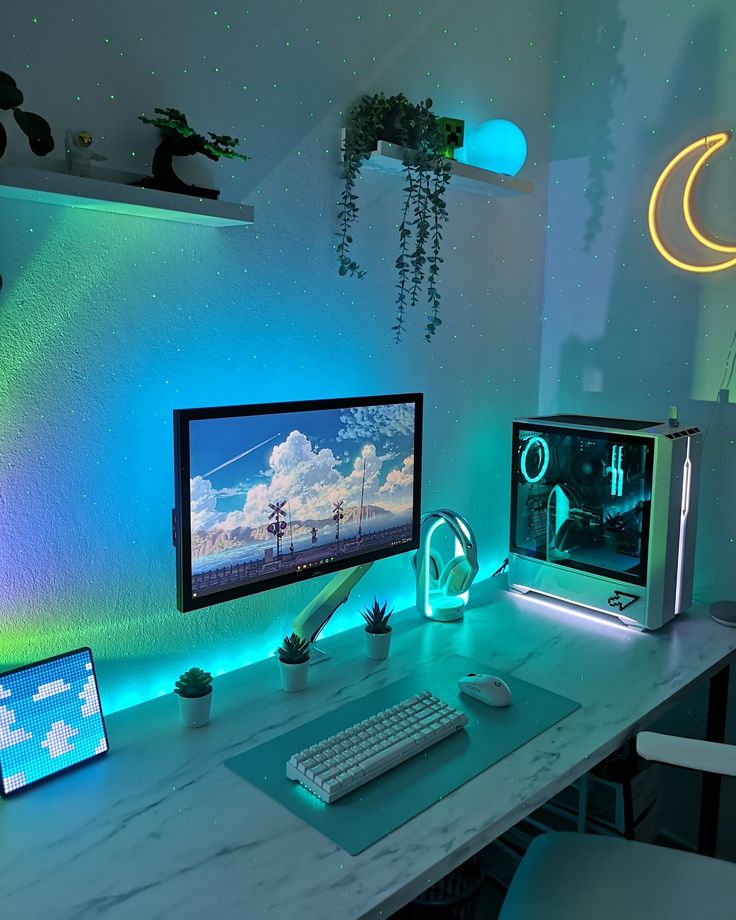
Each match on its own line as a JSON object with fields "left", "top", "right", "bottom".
{"left": 365, "top": 628, "right": 392, "bottom": 660}
{"left": 177, "top": 689, "right": 212, "bottom": 728}
{"left": 279, "top": 658, "right": 309, "bottom": 692}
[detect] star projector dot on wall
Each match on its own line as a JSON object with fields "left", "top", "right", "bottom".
{"left": 456, "top": 119, "right": 528, "bottom": 176}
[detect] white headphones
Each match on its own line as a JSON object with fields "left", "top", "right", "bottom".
{"left": 413, "top": 509, "right": 479, "bottom": 621}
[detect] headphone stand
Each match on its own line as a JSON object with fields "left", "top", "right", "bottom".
{"left": 415, "top": 509, "right": 478, "bottom": 621}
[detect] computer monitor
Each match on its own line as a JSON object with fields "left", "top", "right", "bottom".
{"left": 173, "top": 394, "right": 423, "bottom": 632}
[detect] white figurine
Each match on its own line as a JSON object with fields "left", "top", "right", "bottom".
{"left": 65, "top": 129, "right": 107, "bottom": 177}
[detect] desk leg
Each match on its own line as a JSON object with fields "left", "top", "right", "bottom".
{"left": 697, "top": 665, "right": 730, "bottom": 857}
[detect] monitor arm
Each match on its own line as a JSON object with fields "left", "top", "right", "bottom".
{"left": 291, "top": 562, "right": 373, "bottom": 664}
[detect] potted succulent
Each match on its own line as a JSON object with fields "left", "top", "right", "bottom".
{"left": 174, "top": 666, "right": 213, "bottom": 728}
{"left": 362, "top": 599, "right": 393, "bottom": 659}
{"left": 277, "top": 633, "right": 310, "bottom": 692}
{"left": 338, "top": 92, "right": 453, "bottom": 343}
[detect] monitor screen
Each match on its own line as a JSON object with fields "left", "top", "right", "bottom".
{"left": 174, "top": 393, "right": 423, "bottom": 612}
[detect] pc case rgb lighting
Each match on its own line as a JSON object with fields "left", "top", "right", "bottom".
{"left": 509, "top": 415, "right": 701, "bottom": 630}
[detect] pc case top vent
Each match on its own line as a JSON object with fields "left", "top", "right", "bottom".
{"left": 665, "top": 427, "right": 701, "bottom": 439}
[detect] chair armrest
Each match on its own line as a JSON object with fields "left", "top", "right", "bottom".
{"left": 637, "top": 732, "right": 736, "bottom": 776}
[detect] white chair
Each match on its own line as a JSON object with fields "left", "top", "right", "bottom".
{"left": 497, "top": 732, "right": 736, "bottom": 920}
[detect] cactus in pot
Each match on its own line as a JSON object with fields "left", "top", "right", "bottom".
{"left": 362, "top": 599, "right": 393, "bottom": 659}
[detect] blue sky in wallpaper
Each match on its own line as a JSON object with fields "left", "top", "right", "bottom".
{"left": 0, "top": 649, "right": 108, "bottom": 795}
{"left": 188, "top": 402, "right": 417, "bottom": 578}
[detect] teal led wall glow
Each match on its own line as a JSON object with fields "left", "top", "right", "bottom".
{"left": 457, "top": 119, "right": 528, "bottom": 176}
{"left": 1, "top": 0, "right": 558, "bottom": 714}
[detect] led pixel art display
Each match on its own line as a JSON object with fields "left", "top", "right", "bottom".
{"left": 0, "top": 648, "right": 108, "bottom": 796}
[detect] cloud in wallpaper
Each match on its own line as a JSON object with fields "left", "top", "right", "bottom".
{"left": 187, "top": 403, "right": 417, "bottom": 595}
{"left": 0, "top": 649, "right": 108, "bottom": 795}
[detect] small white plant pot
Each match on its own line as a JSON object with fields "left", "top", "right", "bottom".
{"left": 177, "top": 689, "right": 212, "bottom": 728}
{"left": 365, "top": 629, "right": 392, "bottom": 660}
{"left": 279, "top": 659, "right": 310, "bottom": 692}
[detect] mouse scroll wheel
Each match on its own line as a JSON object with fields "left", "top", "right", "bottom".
{"left": 494, "top": 680, "right": 502, "bottom": 686}
{"left": 467, "top": 673, "right": 476, "bottom": 677}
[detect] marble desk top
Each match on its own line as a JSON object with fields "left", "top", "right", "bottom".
{"left": 2, "top": 582, "right": 735, "bottom": 920}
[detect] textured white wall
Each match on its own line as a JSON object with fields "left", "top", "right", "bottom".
{"left": 547, "top": 0, "right": 736, "bottom": 857}
{"left": 543, "top": 0, "right": 736, "bottom": 601}
{"left": 0, "top": 0, "right": 558, "bottom": 709}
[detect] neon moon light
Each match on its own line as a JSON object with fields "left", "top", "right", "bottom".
{"left": 648, "top": 131, "right": 736, "bottom": 273}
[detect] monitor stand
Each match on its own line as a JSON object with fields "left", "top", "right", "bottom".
{"left": 292, "top": 562, "right": 373, "bottom": 665}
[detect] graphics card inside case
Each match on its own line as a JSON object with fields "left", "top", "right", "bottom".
{"left": 508, "top": 415, "right": 701, "bottom": 629}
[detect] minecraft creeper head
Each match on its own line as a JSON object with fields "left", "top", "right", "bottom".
{"left": 437, "top": 117, "right": 465, "bottom": 158}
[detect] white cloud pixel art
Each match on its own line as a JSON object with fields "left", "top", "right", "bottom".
{"left": 33, "top": 679, "right": 72, "bottom": 702}
{"left": 79, "top": 675, "right": 101, "bottom": 717}
{"left": 94, "top": 737, "right": 108, "bottom": 755}
{"left": 41, "top": 721, "right": 79, "bottom": 758}
{"left": 4, "top": 771, "right": 28, "bottom": 793}
{"left": 0, "top": 685, "right": 11, "bottom": 700}
{"left": 0, "top": 705, "right": 33, "bottom": 750}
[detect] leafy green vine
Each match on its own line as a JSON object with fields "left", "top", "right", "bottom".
{"left": 338, "top": 93, "right": 452, "bottom": 342}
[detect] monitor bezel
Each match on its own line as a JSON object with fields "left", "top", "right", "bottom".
{"left": 174, "top": 392, "right": 423, "bottom": 613}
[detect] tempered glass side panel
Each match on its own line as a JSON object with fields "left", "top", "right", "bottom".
{"left": 510, "top": 423, "right": 655, "bottom": 586}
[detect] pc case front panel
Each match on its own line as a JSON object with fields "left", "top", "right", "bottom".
{"left": 646, "top": 429, "right": 701, "bottom": 620}
{"left": 508, "top": 553, "right": 651, "bottom": 626}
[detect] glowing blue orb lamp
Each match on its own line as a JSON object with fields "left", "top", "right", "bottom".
{"left": 456, "top": 119, "right": 528, "bottom": 176}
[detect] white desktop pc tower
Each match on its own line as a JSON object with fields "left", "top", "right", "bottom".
{"left": 508, "top": 415, "right": 701, "bottom": 630}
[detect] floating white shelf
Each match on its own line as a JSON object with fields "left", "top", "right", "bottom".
{"left": 343, "top": 136, "right": 533, "bottom": 198}
{"left": 0, "top": 165, "right": 254, "bottom": 227}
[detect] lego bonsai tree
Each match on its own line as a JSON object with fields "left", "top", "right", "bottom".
{"left": 361, "top": 598, "right": 393, "bottom": 660}
{"left": 137, "top": 107, "right": 249, "bottom": 200}
{"left": 338, "top": 92, "right": 452, "bottom": 343}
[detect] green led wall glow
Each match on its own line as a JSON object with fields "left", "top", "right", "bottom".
{"left": 1, "top": 0, "right": 555, "bottom": 712}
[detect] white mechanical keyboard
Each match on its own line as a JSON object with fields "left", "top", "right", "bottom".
{"left": 286, "top": 690, "right": 468, "bottom": 803}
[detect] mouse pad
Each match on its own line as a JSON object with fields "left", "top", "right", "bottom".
{"left": 225, "top": 654, "right": 579, "bottom": 855}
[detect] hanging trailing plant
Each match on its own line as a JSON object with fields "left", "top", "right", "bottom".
{"left": 338, "top": 92, "right": 452, "bottom": 343}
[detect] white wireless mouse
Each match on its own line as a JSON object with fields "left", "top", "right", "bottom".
{"left": 457, "top": 673, "right": 513, "bottom": 707}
